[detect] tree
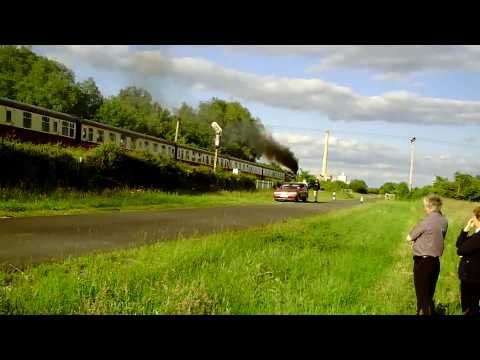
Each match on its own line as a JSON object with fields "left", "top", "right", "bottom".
{"left": 177, "top": 102, "right": 211, "bottom": 149}
{"left": 396, "top": 182, "right": 410, "bottom": 198}
{"left": 349, "top": 179, "right": 368, "bottom": 194}
{"left": 296, "top": 169, "right": 317, "bottom": 187}
{"left": 379, "top": 182, "right": 397, "bottom": 194}
{"left": 453, "top": 172, "right": 475, "bottom": 200}
{"left": 15, "top": 57, "right": 83, "bottom": 115}
{"left": 0, "top": 45, "right": 38, "bottom": 100}
{"left": 0, "top": 46, "right": 108, "bottom": 119}
{"left": 432, "top": 176, "right": 456, "bottom": 198}
{"left": 96, "top": 87, "right": 175, "bottom": 139}
{"left": 77, "top": 77, "right": 104, "bottom": 119}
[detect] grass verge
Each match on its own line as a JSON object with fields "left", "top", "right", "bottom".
{"left": 3, "top": 198, "right": 474, "bottom": 314}
{"left": 0, "top": 188, "right": 359, "bottom": 218}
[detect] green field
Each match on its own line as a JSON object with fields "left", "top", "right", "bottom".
{"left": 0, "top": 188, "right": 358, "bottom": 218}
{"left": 0, "top": 197, "right": 473, "bottom": 314}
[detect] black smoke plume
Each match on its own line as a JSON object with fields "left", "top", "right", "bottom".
{"left": 224, "top": 122, "right": 299, "bottom": 174}
{"left": 259, "top": 135, "right": 298, "bottom": 173}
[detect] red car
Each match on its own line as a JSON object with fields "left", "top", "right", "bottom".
{"left": 273, "top": 182, "right": 308, "bottom": 202}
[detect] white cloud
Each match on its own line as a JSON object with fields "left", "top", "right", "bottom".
{"left": 38, "top": 46, "right": 480, "bottom": 127}
{"left": 273, "top": 130, "right": 480, "bottom": 187}
{"left": 226, "top": 45, "right": 480, "bottom": 78}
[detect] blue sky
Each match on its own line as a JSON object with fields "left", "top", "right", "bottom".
{"left": 32, "top": 45, "right": 480, "bottom": 187}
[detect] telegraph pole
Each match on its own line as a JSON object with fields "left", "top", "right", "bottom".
{"left": 321, "top": 130, "right": 330, "bottom": 180}
{"left": 409, "top": 136, "right": 416, "bottom": 191}
{"left": 174, "top": 117, "right": 180, "bottom": 143}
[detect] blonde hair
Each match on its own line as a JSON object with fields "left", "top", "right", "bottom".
{"left": 473, "top": 206, "right": 480, "bottom": 220}
{"left": 423, "top": 194, "right": 442, "bottom": 212}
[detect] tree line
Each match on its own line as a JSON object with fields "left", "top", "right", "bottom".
{"left": 298, "top": 168, "right": 480, "bottom": 202}
{"left": 377, "top": 173, "right": 480, "bottom": 201}
{"left": 0, "top": 45, "right": 293, "bottom": 167}
{"left": 296, "top": 169, "right": 369, "bottom": 194}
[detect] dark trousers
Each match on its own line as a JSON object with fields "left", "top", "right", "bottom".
{"left": 460, "top": 281, "right": 480, "bottom": 315}
{"left": 413, "top": 256, "right": 440, "bottom": 315}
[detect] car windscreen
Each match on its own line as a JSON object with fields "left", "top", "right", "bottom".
{"left": 280, "top": 185, "right": 300, "bottom": 190}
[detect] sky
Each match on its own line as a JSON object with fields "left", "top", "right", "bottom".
{"left": 31, "top": 45, "right": 480, "bottom": 188}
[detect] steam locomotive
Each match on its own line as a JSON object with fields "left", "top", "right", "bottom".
{"left": 0, "top": 98, "right": 291, "bottom": 181}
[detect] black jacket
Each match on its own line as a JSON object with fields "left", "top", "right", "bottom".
{"left": 456, "top": 229, "right": 480, "bottom": 283}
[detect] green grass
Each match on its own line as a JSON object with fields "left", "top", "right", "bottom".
{"left": 2, "top": 197, "right": 473, "bottom": 314}
{"left": 360, "top": 198, "right": 476, "bottom": 315}
{"left": 0, "top": 188, "right": 359, "bottom": 218}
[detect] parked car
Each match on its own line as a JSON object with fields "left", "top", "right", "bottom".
{"left": 273, "top": 182, "right": 308, "bottom": 202}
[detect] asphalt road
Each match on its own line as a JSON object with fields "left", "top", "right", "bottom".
{"left": 0, "top": 200, "right": 365, "bottom": 270}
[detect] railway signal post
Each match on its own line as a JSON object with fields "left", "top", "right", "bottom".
{"left": 211, "top": 122, "right": 222, "bottom": 172}
{"left": 174, "top": 117, "right": 180, "bottom": 143}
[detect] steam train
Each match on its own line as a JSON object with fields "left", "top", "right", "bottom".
{"left": 0, "top": 98, "right": 291, "bottom": 181}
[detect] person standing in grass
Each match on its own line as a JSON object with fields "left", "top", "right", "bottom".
{"left": 313, "top": 179, "right": 320, "bottom": 202}
{"left": 406, "top": 194, "right": 448, "bottom": 315}
{"left": 456, "top": 207, "right": 480, "bottom": 315}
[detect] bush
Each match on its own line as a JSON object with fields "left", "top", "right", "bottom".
{"left": 349, "top": 179, "right": 368, "bottom": 194}
{"left": 0, "top": 139, "right": 258, "bottom": 193}
{"left": 0, "top": 139, "right": 80, "bottom": 192}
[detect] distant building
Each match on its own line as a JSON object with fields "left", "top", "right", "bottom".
{"left": 333, "top": 172, "right": 349, "bottom": 184}
{"left": 323, "top": 172, "right": 350, "bottom": 184}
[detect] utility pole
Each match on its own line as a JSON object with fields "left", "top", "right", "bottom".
{"left": 321, "top": 130, "right": 330, "bottom": 180}
{"left": 409, "top": 136, "right": 416, "bottom": 191}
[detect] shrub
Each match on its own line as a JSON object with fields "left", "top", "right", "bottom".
{"left": 0, "top": 139, "right": 259, "bottom": 193}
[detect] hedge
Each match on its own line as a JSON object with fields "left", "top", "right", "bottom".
{"left": 0, "top": 139, "right": 257, "bottom": 192}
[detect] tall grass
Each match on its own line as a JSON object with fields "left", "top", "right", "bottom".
{"left": 360, "top": 198, "right": 477, "bottom": 315}
{"left": 3, "top": 199, "right": 473, "bottom": 314}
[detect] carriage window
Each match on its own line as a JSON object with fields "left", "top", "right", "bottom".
{"left": 97, "top": 130, "right": 104, "bottom": 143}
{"left": 61, "top": 121, "right": 69, "bottom": 136}
{"left": 41, "top": 116, "right": 50, "bottom": 132}
{"left": 144, "top": 141, "right": 149, "bottom": 148}
{"left": 69, "top": 122, "right": 75, "bottom": 137}
{"left": 53, "top": 121, "right": 58, "bottom": 133}
{"left": 109, "top": 132, "right": 117, "bottom": 143}
{"left": 153, "top": 143, "right": 158, "bottom": 152}
{"left": 23, "top": 112, "right": 32, "bottom": 128}
{"left": 88, "top": 128, "right": 94, "bottom": 141}
{"left": 82, "top": 128, "right": 87, "bottom": 139}
{"left": 131, "top": 138, "right": 136, "bottom": 149}
{"left": 6, "top": 110, "right": 12, "bottom": 123}
{"left": 120, "top": 134, "right": 126, "bottom": 144}
{"left": 171, "top": 148, "right": 174, "bottom": 155}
